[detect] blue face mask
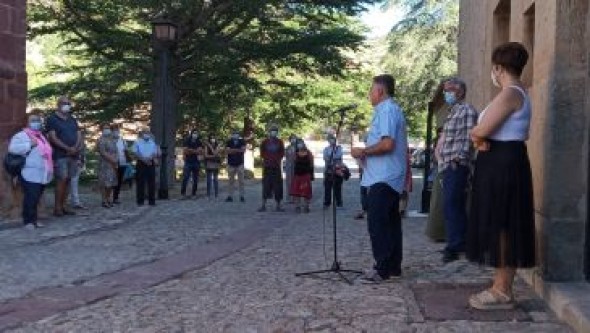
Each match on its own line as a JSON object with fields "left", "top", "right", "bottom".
{"left": 444, "top": 91, "right": 457, "bottom": 105}
{"left": 29, "top": 121, "right": 42, "bottom": 131}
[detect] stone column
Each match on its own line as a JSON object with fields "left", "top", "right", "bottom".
{"left": 537, "top": 0, "right": 589, "bottom": 281}
{"left": 0, "top": 0, "right": 27, "bottom": 212}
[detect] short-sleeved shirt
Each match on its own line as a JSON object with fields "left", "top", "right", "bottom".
{"left": 360, "top": 98, "right": 408, "bottom": 193}
{"left": 183, "top": 137, "right": 203, "bottom": 164}
{"left": 323, "top": 145, "right": 343, "bottom": 168}
{"left": 440, "top": 101, "right": 478, "bottom": 171}
{"left": 46, "top": 112, "right": 80, "bottom": 159}
{"left": 132, "top": 139, "right": 158, "bottom": 160}
{"left": 226, "top": 138, "right": 246, "bottom": 167}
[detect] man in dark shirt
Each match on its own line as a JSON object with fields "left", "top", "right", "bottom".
{"left": 46, "top": 96, "right": 83, "bottom": 216}
{"left": 180, "top": 129, "right": 203, "bottom": 199}
{"left": 225, "top": 129, "right": 247, "bottom": 203}
{"left": 258, "top": 124, "right": 285, "bottom": 212}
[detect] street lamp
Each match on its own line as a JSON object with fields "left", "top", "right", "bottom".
{"left": 151, "top": 17, "right": 178, "bottom": 200}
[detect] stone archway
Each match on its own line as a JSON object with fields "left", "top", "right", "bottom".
{"left": 0, "top": 0, "right": 27, "bottom": 212}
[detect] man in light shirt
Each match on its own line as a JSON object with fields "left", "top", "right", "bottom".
{"left": 352, "top": 74, "right": 408, "bottom": 284}
{"left": 132, "top": 128, "right": 159, "bottom": 206}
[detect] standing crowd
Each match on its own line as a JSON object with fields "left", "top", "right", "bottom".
{"left": 5, "top": 41, "right": 535, "bottom": 311}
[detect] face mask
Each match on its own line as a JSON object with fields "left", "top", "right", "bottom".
{"left": 270, "top": 131, "right": 278, "bottom": 138}
{"left": 210, "top": 139, "right": 216, "bottom": 144}
{"left": 491, "top": 71, "right": 501, "bottom": 88}
{"left": 443, "top": 91, "right": 457, "bottom": 105}
{"left": 29, "top": 121, "right": 42, "bottom": 131}
{"left": 290, "top": 139, "right": 296, "bottom": 144}
{"left": 103, "top": 129, "right": 112, "bottom": 136}
{"left": 142, "top": 134, "right": 150, "bottom": 141}
{"left": 232, "top": 134, "right": 239, "bottom": 140}
{"left": 61, "top": 104, "right": 72, "bottom": 113}
{"left": 113, "top": 131, "right": 120, "bottom": 138}
{"left": 296, "top": 144, "right": 305, "bottom": 149}
{"left": 192, "top": 134, "right": 199, "bottom": 139}
{"left": 329, "top": 139, "right": 336, "bottom": 145}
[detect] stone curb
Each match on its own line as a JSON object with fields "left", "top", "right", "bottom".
{"left": 520, "top": 270, "right": 590, "bottom": 333}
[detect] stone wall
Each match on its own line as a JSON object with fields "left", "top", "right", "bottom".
{"left": 0, "top": 0, "right": 27, "bottom": 211}
{"left": 459, "top": 0, "right": 590, "bottom": 281}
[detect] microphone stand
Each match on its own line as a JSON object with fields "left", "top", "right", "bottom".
{"left": 295, "top": 108, "right": 363, "bottom": 284}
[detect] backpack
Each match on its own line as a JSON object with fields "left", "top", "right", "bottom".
{"left": 3, "top": 152, "right": 28, "bottom": 177}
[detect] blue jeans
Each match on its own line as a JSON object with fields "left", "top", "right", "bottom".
{"left": 443, "top": 164, "right": 470, "bottom": 253}
{"left": 206, "top": 169, "right": 219, "bottom": 198}
{"left": 181, "top": 162, "right": 200, "bottom": 196}
{"left": 367, "top": 183, "right": 402, "bottom": 278}
{"left": 21, "top": 178, "right": 45, "bottom": 225}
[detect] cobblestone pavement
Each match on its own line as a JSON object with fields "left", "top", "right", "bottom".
{"left": 0, "top": 173, "right": 572, "bottom": 332}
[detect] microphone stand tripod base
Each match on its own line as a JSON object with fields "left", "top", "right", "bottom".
{"left": 295, "top": 261, "right": 362, "bottom": 285}
{"left": 294, "top": 105, "right": 363, "bottom": 285}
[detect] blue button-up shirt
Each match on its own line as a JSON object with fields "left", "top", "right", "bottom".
{"left": 132, "top": 138, "right": 159, "bottom": 160}
{"left": 360, "top": 98, "right": 408, "bottom": 193}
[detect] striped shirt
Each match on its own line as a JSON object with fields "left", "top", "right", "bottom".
{"left": 440, "top": 101, "right": 478, "bottom": 172}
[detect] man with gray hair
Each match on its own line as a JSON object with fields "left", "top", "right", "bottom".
{"left": 439, "top": 77, "right": 478, "bottom": 263}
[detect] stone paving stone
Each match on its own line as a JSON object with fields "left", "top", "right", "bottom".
{"left": 5, "top": 175, "right": 573, "bottom": 332}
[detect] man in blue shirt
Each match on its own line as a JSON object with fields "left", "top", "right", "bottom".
{"left": 180, "top": 129, "right": 203, "bottom": 199}
{"left": 46, "top": 96, "right": 83, "bottom": 217}
{"left": 352, "top": 74, "right": 408, "bottom": 284}
{"left": 323, "top": 134, "right": 345, "bottom": 208}
{"left": 225, "top": 129, "right": 247, "bottom": 202}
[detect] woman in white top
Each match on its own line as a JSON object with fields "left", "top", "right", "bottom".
{"left": 8, "top": 112, "right": 54, "bottom": 229}
{"left": 468, "top": 42, "right": 535, "bottom": 310}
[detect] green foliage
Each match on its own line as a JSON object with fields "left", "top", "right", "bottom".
{"left": 27, "top": 0, "right": 380, "bottom": 137}
{"left": 381, "top": 0, "right": 458, "bottom": 138}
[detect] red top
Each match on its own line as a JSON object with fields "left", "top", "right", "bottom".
{"left": 260, "top": 137, "right": 285, "bottom": 168}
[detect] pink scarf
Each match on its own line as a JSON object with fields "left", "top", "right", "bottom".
{"left": 24, "top": 128, "right": 53, "bottom": 173}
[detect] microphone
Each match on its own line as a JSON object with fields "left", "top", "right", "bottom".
{"left": 334, "top": 103, "right": 358, "bottom": 115}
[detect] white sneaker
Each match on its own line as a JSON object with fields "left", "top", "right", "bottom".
{"left": 24, "top": 224, "right": 36, "bottom": 230}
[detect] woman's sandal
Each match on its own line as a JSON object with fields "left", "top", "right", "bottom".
{"left": 469, "top": 289, "right": 515, "bottom": 310}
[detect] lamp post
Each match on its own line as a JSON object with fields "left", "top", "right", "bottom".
{"left": 420, "top": 101, "right": 434, "bottom": 213}
{"left": 151, "top": 17, "right": 178, "bottom": 200}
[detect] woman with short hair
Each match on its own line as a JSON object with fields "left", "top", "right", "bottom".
{"left": 97, "top": 123, "right": 118, "bottom": 208}
{"left": 468, "top": 42, "right": 535, "bottom": 310}
{"left": 8, "top": 112, "right": 53, "bottom": 229}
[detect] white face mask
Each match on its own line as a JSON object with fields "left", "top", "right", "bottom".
{"left": 103, "top": 129, "right": 112, "bottom": 136}
{"left": 61, "top": 104, "right": 72, "bottom": 113}
{"left": 270, "top": 131, "right": 278, "bottom": 138}
{"left": 192, "top": 134, "right": 199, "bottom": 139}
{"left": 142, "top": 134, "right": 150, "bottom": 141}
{"left": 491, "top": 71, "right": 501, "bottom": 88}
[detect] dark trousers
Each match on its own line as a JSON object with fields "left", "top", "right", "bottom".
{"left": 21, "top": 178, "right": 45, "bottom": 225}
{"left": 367, "top": 183, "right": 402, "bottom": 278}
{"left": 206, "top": 169, "right": 219, "bottom": 197}
{"left": 113, "top": 166, "right": 126, "bottom": 201}
{"left": 442, "top": 164, "right": 469, "bottom": 253}
{"left": 262, "top": 167, "right": 283, "bottom": 202}
{"left": 136, "top": 162, "right": 156, "bottom": 205}
{"left": 323, "top": 174, "right": 343, "bottom": 206}
{"left": 360, "top": 186, "right": 368, "bottom": 211}
{"left": 181, "top": 162, "right": 200, "bottom": 196}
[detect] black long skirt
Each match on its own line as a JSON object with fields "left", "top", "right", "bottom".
{"left": 466, "top": 140, "right": 536, "bottom": 268}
